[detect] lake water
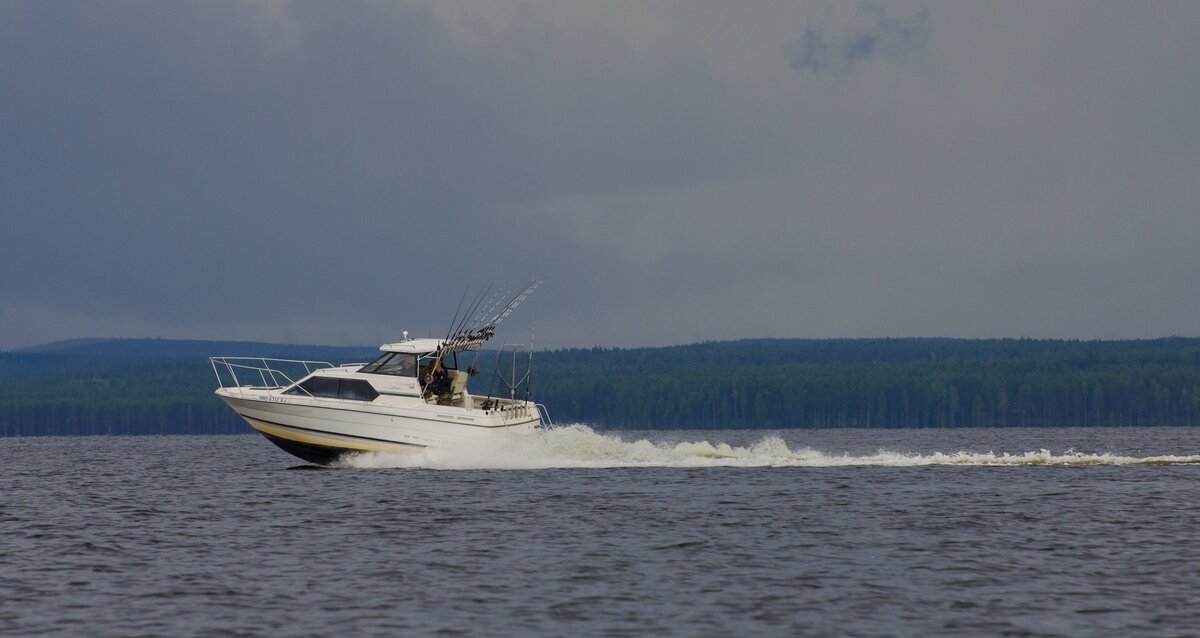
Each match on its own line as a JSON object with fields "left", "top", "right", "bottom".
{"left": 3, "top": 426, "right": 1200, "bottom": 637}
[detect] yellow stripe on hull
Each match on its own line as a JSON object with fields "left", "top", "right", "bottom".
{"left": 243, "top": 417, "right": 423, "bottom": 455}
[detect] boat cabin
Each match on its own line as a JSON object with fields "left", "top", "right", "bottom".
{"left": 358, "top": 338, "right": 474, "bottom": 405}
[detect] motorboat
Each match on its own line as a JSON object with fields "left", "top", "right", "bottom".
{"left": 210, "top": 281, "right": 549, "bottom": 465}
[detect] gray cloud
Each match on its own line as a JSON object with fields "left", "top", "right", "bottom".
{"left": 789, "top": 5, "right": 931, "bottom": 76}
{"left": 1, "top": 2, "right": 1198, "bottom": 350}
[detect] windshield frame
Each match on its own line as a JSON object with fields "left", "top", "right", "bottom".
{"left": 358, "top": 352, "right": 419, "bottom": 377}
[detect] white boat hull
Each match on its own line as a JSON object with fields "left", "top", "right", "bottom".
{"left": 217, "top": 390, "right": 541, "bottom": 465}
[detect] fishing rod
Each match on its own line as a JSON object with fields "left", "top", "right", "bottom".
{"left": 431, "top": 284, "right": 494, "bottom": 387}
{"left": 462, "top": 282, "right": 512, "bottom": 337}
{"left": 479, "top": 279, "right": 542, "bottom": 337}
{"left": 462, "top": 284, "right": 509, "bottom": 374}
{"left": 434, "top": 279, "right": 542, "bottom": 386}
{"left": 450, "top": 284, "right": 491, "bottom": 342}
{"left": 443, "top": 285, "right": 473, "bottom": 342}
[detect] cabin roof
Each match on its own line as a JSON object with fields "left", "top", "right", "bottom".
{"left": 379, "top": 338, "right": 444, "bottom": 354}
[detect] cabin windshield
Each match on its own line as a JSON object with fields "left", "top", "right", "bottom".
{"left": 359, "top": 352, "right": 418, "bottom": 377}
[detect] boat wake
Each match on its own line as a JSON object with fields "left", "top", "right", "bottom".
{"left": 334, "top": 425, "right": 1200, "bottom": 470}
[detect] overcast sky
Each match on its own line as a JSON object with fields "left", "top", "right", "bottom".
{"left": 2, "top": 1, "right": 1198, "bottom": 350}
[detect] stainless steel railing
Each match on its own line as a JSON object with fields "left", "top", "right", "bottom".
{"left": 209, "top": 357, "right": 335, "bottom": 390}
{"left": 535, "top": 403, "right": 554, "bottom": 427}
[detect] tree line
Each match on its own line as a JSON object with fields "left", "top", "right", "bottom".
{"left": 530, "top": 338, "right": 1200, "bottom": 428}
{"left": 3, "top": 338, "right": 1200, "bottom": 435}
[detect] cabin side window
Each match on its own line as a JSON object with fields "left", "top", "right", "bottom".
{"left": 284, "top": 377, "right": 379, "bottom": 402}
{"left": 284, "top": 376, "right": 339, "bottom": 398}
{"left": 338, "top": 379, "right": 380, "bottom": 401}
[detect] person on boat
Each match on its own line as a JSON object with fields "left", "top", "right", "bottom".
{"left": 426, "top": 357, "right": 451, "bottom": 398}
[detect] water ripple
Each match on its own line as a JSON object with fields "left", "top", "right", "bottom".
{"left": 2, "top": 429, "right": 1200, "bottom": 636}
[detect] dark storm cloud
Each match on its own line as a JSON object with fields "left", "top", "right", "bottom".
{"left": 0, "top": 1, "right": 792, "bottom": 346}
{"left": 789, "top": 5, "right": 930, "bottom": 76}
{"left": 1, "top": 2, "right": 1199, "bottom": 349}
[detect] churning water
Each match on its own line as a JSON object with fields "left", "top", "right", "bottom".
{"left": 339, "top": 425, "right": 1200, "bottom": 470}
{"left": 4, "top": 426, "right": 1200, "bottom": 637}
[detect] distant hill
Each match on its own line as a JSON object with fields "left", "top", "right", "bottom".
{"left": 15, "top": 337, "right": 114, "bottom": 353}
{"left": 11, "top": 337, "right": 378, "bottom": 361}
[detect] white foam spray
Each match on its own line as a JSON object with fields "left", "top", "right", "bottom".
{"left": 333, "top": 425, "right": 1200, "bottom": 471}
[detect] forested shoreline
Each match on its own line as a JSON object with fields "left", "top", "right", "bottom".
{"left": 3, "top": 338, "right": 1200, "bottom": 435}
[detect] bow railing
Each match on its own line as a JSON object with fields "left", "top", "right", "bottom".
{"left": 209, "top": 357, "right": 338, "bottom": 391}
